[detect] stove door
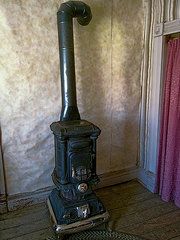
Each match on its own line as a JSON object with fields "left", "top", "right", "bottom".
{"left": 68, "top": 139, "right": 93, "bottom": 183}
{"left": 69, "top": 152, "right": 93, "bottom": 182}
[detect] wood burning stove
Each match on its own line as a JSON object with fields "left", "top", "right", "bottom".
{"left": 47, "top": 1, "right": 109, "bottom": 236}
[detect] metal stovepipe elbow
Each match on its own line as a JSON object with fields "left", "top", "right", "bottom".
{"left": 57, "top": 1, "right": 92, "bottom": 121}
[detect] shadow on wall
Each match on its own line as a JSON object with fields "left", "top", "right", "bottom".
{"left": 0, "top": 126, "right": 6, "bottom": 196}
{"left": 110, "top": 0, "right": 143, "bottom": 170}
{"left": 74, "top": 0, "right": 143, "bottom": 172}
{"left": 75, "top": 2, "right": 109, "bottom": 120}
{"left": 74, "top": 0, "right": 112, "bottom": 173}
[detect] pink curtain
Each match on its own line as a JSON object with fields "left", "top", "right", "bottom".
{"left": 156, "top": 38, "right": 180, "bottom": 207}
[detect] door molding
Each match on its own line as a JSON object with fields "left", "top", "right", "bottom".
{"left": 139, "top": 0, "right": 180, "bottom": 192}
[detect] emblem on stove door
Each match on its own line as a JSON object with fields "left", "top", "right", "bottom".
{"left": 72, "top": 165, "right": 91, "bottom": 181}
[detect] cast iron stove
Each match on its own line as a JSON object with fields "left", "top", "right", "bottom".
{"left": 48, "top": 1, "right": 109, "bottom": 236}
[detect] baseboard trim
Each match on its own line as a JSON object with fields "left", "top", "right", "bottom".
{"left": 3, "top": 166, "right": 138, "bottom": 212}
{"left": 0, "top": 195, "right": 8, "bottom": 214}
{"left": 7, "top": 185, "right": 54, "bottom": 212}
{"left": 138, "top": 167, "right": 156, "bottom": 193}
{"left": 97, "top": 166, "right": 138, "bottom": 189}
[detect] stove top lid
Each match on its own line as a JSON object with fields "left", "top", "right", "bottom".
{"left": 50, "top": 120, "right": 100, "bottom": 137}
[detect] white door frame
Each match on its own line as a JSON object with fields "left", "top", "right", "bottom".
{"left": 139, "top": 18, "right": 180, "bottom": 192}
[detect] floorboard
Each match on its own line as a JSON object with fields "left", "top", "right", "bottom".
{"left": 0, "top": 180, "right": 180, "bottom": 240}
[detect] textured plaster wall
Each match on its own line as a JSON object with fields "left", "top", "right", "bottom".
{"left": 0, "top": 0, "right": 144, "bottom": 195}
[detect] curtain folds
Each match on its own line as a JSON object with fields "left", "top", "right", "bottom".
{"left": 156, "top": 38, "right": 180, "bottom": 207}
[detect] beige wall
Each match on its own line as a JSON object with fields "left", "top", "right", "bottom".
{"left": 0, "top": 0, "right": 144, "bottom": 195}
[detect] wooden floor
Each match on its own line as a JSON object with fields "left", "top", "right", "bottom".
{"left": 0, "top": 180, "right": 180, "bottom": 240}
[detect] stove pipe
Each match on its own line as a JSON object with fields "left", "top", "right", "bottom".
{"left": 57, "top": 1, "right": 92, "bottom": 121}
